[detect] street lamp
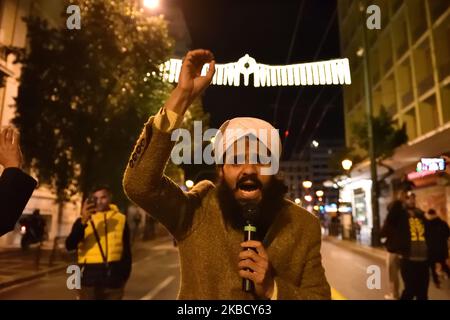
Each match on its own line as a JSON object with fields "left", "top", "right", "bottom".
{"left": 143, "top": 0, "right": 160, "bottom": 9}
{"left": 316, "top": 190, "right": 324, "bottom": 197}
{"left": 185, "top": 180, "right": 194, "bottom": 189}
{"left": 311, "top": 140, "right": 319, "bottom": 148}
{"left": 323, "top": 180, "right": 334, "bottom": 188}
{"left": 302, "top": 180, "right": 312, "bottom": 189}
{"left": 341, "top": 159, "right": 353, "bottom": 171}
{"left": 304, "top": 195, "right": 313, "bottom": 202}
{"left": 294, "top": 198, "right": 301, "bottom": 205}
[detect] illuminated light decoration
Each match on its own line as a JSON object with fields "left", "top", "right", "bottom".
{"left": 325, "top": 204, "right": 338, "bottom": 213}
{"left": 313, "top": 205, "right": 319, "bottom": 211}
{"left": 416, "top": 158, "right": 445, "bottom": 172}
{"left": 323, "top": 180, "right": 334, "bottom": 188}
{"left": 408, "top": 159, "right": 443, "bottom": 180}
{"left": 316, "top": 190, "right": 324, "bottom": 197}
{"left": 407, "top": 170, "right": 436, "bottom": 180}
{"left": 341, "top": 159, "right": 353, "bottom": 171}
{"left": 302, "top": 180, "right": 313, "bottom": 189}
{"left": 143, "top": 0, "right": 160, "bottom": 9}
{"left": 338, "top": 205, "right": 352, "bottom": 213}
{"left": 294, "top": 198, "right": 301, "bottom": 205}
{"left": 160, "top": 54, "right": 352, "bottom": 87}
{"left": 304, "top": 195, "right": 313, "bottom": 202}
{"left": 185, "top": 180, "right": 194, "bottom": 189}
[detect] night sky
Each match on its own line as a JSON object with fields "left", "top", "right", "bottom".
{"left": 177, "top": 0, "right": 345, "bottom": 160}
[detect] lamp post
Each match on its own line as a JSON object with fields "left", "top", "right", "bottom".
{"left": 341, "top": 159, "right": 353, "bottom": 171}
{"left": 359, "top": 0, "right": 381, "bottom": 247}
{"left": 302, "top": 180, "right": 312, "bottom": 189}
{"left": 185, "top": 180, "right": 194, "bottom": 189}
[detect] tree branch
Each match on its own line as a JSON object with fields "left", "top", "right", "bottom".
{"left": 377, "top": 159, "right": 394, "bottom": 183}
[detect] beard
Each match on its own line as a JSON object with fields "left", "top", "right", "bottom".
{"left": 216, "top": 175, "right": 288, "bottom": 240}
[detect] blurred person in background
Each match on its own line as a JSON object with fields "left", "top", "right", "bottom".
{"left": 425, "top": 208, "right": 450, "bottom": 288}
{"left": 380, "top": 189, "right": 408, "bottom": 300}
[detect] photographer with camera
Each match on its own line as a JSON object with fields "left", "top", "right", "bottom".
{"left": 65, "top": 185, "right": 131, "bottom": 300}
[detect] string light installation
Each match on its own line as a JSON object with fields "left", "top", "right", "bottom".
{"left": 159, "top": 54, "right": 352, "bottom": 87}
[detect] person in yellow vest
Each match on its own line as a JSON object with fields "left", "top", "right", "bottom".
{"left": 66, "top": 185, "right": 131, "bottom": 300}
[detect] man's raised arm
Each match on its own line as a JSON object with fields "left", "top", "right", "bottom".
{"left": 123, "top": 50, "right": 215, "bottom": 239}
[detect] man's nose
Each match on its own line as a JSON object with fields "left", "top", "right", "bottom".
{"left": 240, "top": 162, "right": 258, "bottom": 175}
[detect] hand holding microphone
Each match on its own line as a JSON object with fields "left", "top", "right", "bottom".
{"left": 238, "top": 240, "right": 275, "bottom": 299}
{"left": 238, "top": 203, "right": 275, "bottom": 299}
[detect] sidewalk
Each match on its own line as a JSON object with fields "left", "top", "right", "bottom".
{"left": 0, "top": 245, "right": 72, "bottom": 290}
{"left": 323, "top": 235, "right": 387, "bottom": 261}
{"left": 0, "top": 235, "right": 173, "bottom": 291}
{"left": 323, "top": 236, "right": 450, "bottom": 300}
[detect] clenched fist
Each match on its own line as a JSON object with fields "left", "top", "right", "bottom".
{"left": 164, "top": 49, "right": 216, "bottom": 115}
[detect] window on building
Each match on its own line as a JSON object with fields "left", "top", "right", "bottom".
{"left": 419, "top": 95, "right": 440, "bottom": 134}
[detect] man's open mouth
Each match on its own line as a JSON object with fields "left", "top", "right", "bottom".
{"left": 236, "top": 179, "right": 262, "bottom": 200}
{"left": 238, "top": 181, "right": 260, "bottom": 192}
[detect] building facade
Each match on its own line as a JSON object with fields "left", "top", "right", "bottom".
{"left": 280, "top": 139, "right": 344, "bottom": 205}
{"left": 338, "top": 0, "right": 450, "bottom": 239}
{"left": 0, "top": 0, "right": 192, "bottom": 247}
{"left": 0, "top": 0, "right": 82, "bottom": 248}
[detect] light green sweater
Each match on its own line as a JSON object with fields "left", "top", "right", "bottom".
{"left": 123, "top": 112, "right": 331, "bottom": 300}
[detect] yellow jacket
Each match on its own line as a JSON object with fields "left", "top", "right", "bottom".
{"left": 78, "top": 204, "right": 126, "bottom": 264}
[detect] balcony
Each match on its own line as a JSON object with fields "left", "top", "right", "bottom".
{"left": 372, "top": 71, "right": 380, "bottom": 85}
{"left": 386, "top": 104, "right": 397, "bottom": 117}
{"left": 355, "top": 92, "right": 362, "bottom": 105}
{"left": 384, "top": 57, "right": 393, "bottom": 73}
{"left": 441, "top": 83, "right": 450, "bottom": 123}
{"left": 411, "top": 22, "right": 427, "bottom": 42}
{"left": 391, "top": 0, "right": 403, "bottom": 15}
{"left": 428, "top": 0, "right": 450, "bottom": 22}
{"left": 402, "top": 91, "right": 414, "bottom": 107}
{"left": 417, "top": 75, "right": 435, "bottom": 96}
{"left": 396, "top": 42, "right": 408, "bottom": 58}
{"left": 419, "top": 95, "right": 440, "bottom": 134}
{"left": 408, "top": 0, "right": 428, "bottom": 42}
{"left": 438, "top": 62, "right": 450, "bottom": 81}
{"left": 404, "top": 108, "right": 418, "bottom": 140}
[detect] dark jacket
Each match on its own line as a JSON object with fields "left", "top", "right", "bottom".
{"left": 0, "top": 168, "right": 37, "bottom": 237}
{"left": 65, "top": 216, "right": 132, "bottom": 288}
{"left": 381, "top": 201, "right": 430, "bottom": 258}
{"left": 426, "top": 217, "right": 449, "bottom": 261}
{"left": 381, "top": 200, "right": 408, "bottom": 253}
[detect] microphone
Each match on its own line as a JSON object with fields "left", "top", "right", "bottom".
{"left": 241, "top": 203, "right": 259, "bottom": 293}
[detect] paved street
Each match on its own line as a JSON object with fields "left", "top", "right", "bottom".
{"left": 0, "top": 238, "right": 180, "bottom": 300}
{"left": 0, "top": 237, "right": 449, "bottom": 300}
{"left": 323, "top": 240, "right": 450, "bottom": 300}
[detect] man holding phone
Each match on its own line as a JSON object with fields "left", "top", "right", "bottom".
{"left": 66, "top": 185, "right": 131, "bottom": 300}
